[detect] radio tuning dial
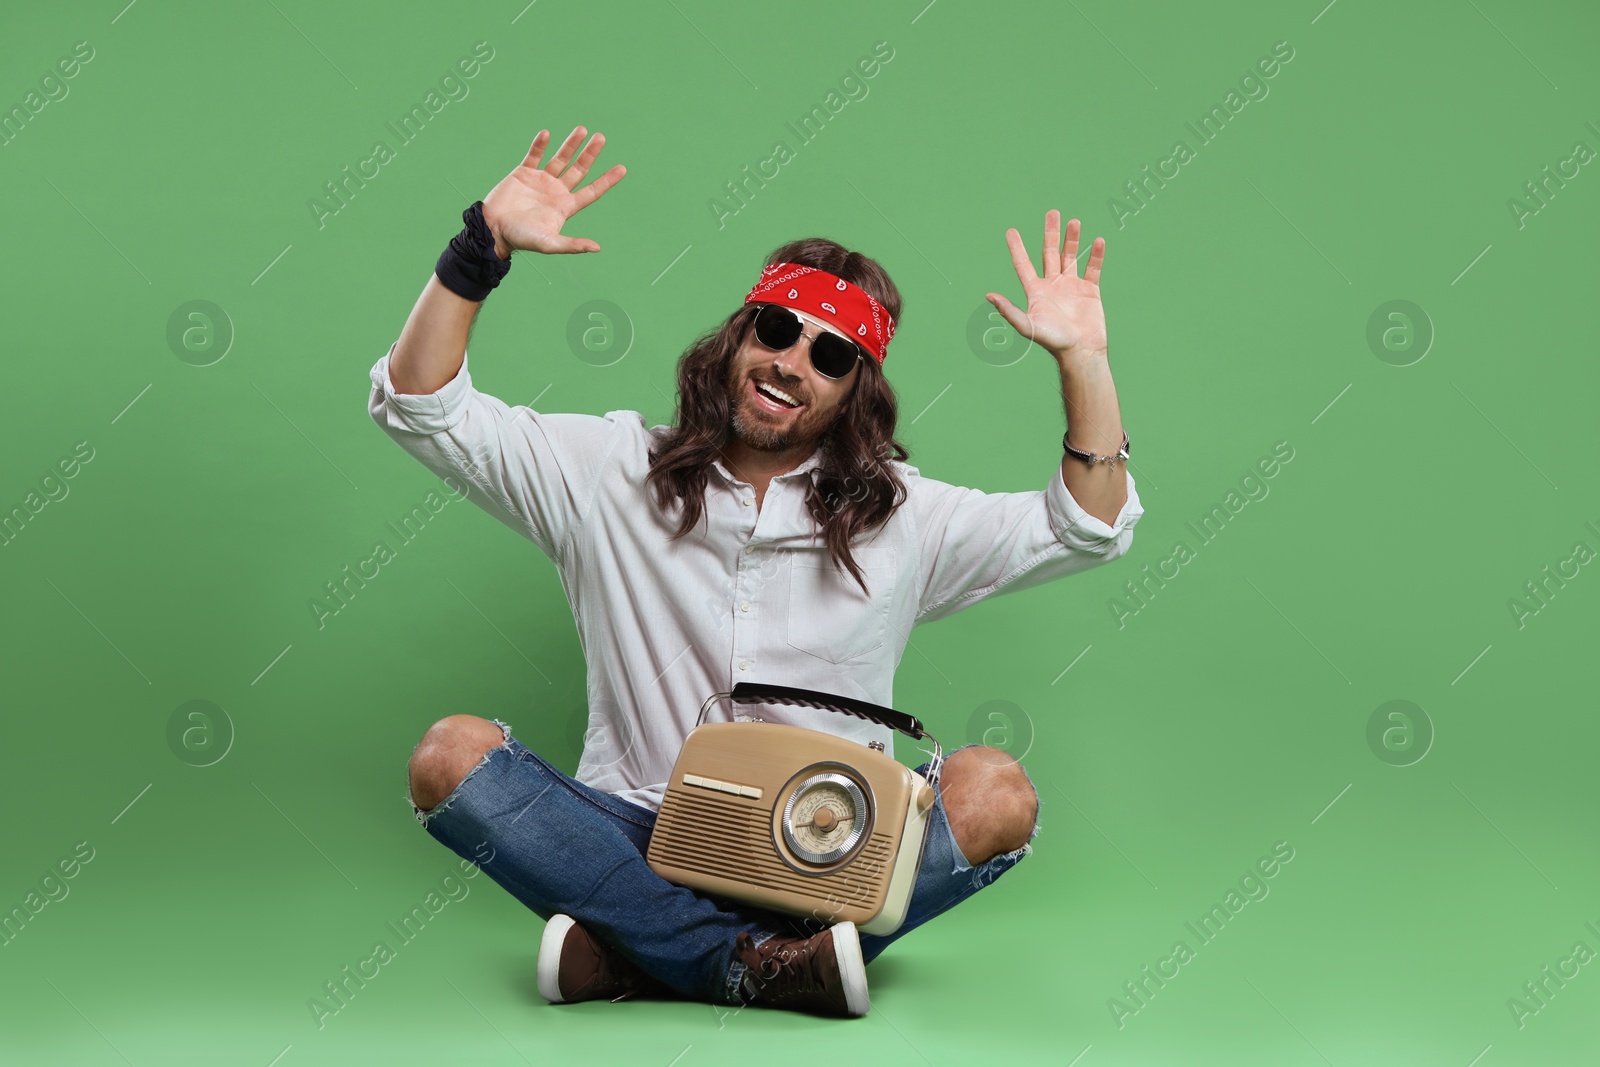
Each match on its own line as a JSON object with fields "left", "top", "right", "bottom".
{"left": 780, "top": 771, "right": 869, "bottom": 865}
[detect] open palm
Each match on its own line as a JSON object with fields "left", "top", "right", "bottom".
{"left": 482, "top": 126, "right": 627, "bottom": 259}
{"left": 986, "top": 210, "right": 1108, "bottom": 359}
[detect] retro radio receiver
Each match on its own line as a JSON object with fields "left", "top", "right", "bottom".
{"left": 645, "top": 682, "right": 943, "bottom": 936}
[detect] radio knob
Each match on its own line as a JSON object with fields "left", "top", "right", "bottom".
{"left": 917, "top": 784, "right": 935, "bottom": 812}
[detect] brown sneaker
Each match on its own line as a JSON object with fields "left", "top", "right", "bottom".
{"left": 537, "top": 914, "right": 672, "bottom": 1004}
{"left": 734, "top": 921, "right": 870, "bottom": 1017}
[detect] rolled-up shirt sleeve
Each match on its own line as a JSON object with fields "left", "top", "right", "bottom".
{"left": 367, "top": 341, "right": 621, "bottom": 560}
{"left": 908, "top": 461, "right": 1144, "bottom": 625}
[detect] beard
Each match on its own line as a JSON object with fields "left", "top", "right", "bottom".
{"left": 726, "top": 363, "right": 831, "bottom": 453}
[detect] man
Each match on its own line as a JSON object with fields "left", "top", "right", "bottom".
{"left": 371, "top": 126, "right": 1143, "bottom": 1019}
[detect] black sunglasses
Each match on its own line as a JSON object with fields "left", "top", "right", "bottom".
{"left": 751, "top": 303, "right": 866, "bottom": 380}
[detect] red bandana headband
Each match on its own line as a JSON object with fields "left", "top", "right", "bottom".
{"left": 742, "top": 262, "right": 896, "bottom": 364}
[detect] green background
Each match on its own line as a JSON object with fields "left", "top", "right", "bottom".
{"left": 3, "top": 0, "right": 1597, "bottom": 1063}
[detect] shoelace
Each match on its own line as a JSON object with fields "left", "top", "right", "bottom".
{"left": 747, "top": 935, "right": 828, "bottom": 1003}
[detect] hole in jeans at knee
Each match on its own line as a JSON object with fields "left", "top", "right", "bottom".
{"left": 947, "top": 809, "right": 1037, "bottom": 886}
{"left": 970, "top": 834, "right": 1034, "bottom": 889}
{"left": 409, "top": 718, "right": 514, "bottom": 827}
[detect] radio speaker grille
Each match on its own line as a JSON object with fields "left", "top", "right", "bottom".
{"left": 649, "top": 789, "right": 893, "bottom": 918}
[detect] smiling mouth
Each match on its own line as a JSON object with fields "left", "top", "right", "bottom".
{"left": 750, "top": 378, "right": 803, "bottom": 412}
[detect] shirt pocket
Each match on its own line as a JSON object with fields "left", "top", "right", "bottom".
{"left": 784, "top": 548, "right": 896, "bottom": 664}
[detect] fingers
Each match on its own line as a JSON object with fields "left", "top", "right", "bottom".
{"left": 1043, "top": 209, "right": 1061, "bottom": 278}
{"left": 559, "top": 131, "right": 607, "bottom": 190}
{"left": 518, "top": 130, "right": 550, "bottom": 170}
{"left": 515, "top": 126, "right": 602, "bottom": 180}
{"left": 1062, "top": 216, "right": 1081, "bottom": 276}
{"left": 1003, "top": 227, "right": 1038, "bottom": 284}
{"left": 1055, "top": 216, "right": 1106, "bottom": 285}
{"left": 1084, "top": 235, "right": 1106, "bottom": 286}
{"left": 544, "top": 125, "right": 589, "bottom": 177}
{"left": 571, "top": 163, "right": 628, "bottom": 212}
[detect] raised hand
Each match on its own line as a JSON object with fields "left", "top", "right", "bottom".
{"left": 481, "top": 126, "right": 627, "bottom": 260}
{"left": 985, "top": 210, "right": 1108, "bottom": 360}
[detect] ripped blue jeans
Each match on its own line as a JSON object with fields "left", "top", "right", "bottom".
{"left": 410, "top": 722, "right": 1036, "bottom": 1006}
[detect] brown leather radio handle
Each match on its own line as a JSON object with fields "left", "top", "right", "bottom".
{"left": 728, "top": 681, "right": 930, "bottom": 742}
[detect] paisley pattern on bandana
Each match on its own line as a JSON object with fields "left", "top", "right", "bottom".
{"left": 743, "top": 262, "right": 897, "bottom": 364}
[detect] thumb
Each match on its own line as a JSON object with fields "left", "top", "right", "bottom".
{"left": 548, "top": 234, "right": 601, "bottom": 254}
{"left": 986, "top": 292, "right": 1034, "bottom": 341}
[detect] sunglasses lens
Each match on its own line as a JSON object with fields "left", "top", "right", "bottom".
{"left": 754, "top": 305, "right": 802, "bottom": 350}
{"left": 752, "top": 304, "right": 862, "bottom": 380}
{"left": 810, "top": 334, "right": 860, "bottom": 379}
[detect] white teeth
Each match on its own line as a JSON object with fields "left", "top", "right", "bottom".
{"left": 756, "top": 381, "right": 800, "bottom": 407}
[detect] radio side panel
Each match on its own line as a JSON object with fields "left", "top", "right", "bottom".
{"left": 859, "top": 785, "right": 932, "bottom": 935}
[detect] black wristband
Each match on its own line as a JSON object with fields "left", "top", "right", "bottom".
{"left": 435, "top": 200, "right": 511, "bottom": 302}
{"left": 1063, "top": 428, "right": 1130, "bottom": 466}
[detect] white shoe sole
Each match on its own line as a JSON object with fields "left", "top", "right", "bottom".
{"left": 537, "top": 914, "right": 578, "bottom": 1004}
{"left": 831, "top": 921, "right": 871, "bottom": 1017}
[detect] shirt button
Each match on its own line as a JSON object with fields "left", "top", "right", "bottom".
{"left": 744, "top": 544, "right": 755, "bottom": 553}
{"left": 738, "top": 660, "right": 748, "bottom": 671}
{"left": 743, "top": 498, "right": 753, "bottom": 507}
{"left": 741, "top": 603, "right": 750, "bottom": 612}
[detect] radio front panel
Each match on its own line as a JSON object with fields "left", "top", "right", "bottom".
{"left": 645, "top": 720, "right": 928, "bottom": 932}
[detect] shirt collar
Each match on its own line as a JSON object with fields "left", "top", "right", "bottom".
{"left": 710, "top": 447, "right": 824, "bottom": 487}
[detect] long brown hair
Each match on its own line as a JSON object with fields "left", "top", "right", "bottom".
{"left": 645, "top": 238, "right": 909, "bottom": 595}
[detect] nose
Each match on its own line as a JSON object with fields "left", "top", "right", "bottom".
{"left": 771, "top": 330, "right": 819, "bottom": 379}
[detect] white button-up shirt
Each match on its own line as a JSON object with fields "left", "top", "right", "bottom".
{"left": 369, "top": 344, "right": 1145, "bottom": 812}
